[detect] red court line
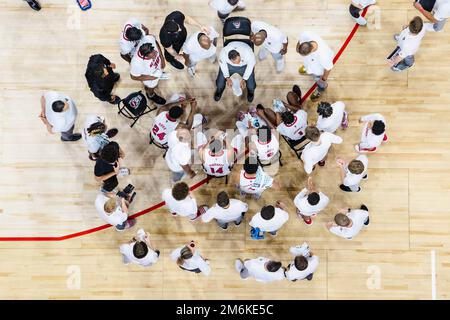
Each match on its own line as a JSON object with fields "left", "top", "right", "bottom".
{"left": 0, "top": 9, "right": 367, "bottom": 242}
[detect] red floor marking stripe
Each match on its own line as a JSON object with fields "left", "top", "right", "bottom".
{"left": 0, "top": 10, "right": 367, "bottom": 242}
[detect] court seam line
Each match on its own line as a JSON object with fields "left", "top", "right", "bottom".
{"left": 0, "top": 8, "right": 368, "bottom": 242}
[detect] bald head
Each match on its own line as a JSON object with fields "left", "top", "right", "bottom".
{"left": 251, "top": 30, "right": 267, "bottom": 46}
{"left": 198, "top": 34, "right": 212, "bottom": 50}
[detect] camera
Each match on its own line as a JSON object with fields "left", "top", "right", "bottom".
{"left": 117, "top": 184, "right": 136, "bottom": 202}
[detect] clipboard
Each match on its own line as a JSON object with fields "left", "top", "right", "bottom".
{"left": 387, "top": 46, "right": 400, "bottom": 60}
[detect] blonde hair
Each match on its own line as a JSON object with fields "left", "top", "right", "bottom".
{"left": 176, "top": 246, "right": 193, "bottom": 266}
{"left": 104, "top": 198, "right": 117, "bottom": 214}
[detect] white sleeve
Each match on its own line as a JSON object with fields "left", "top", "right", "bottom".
{"left": 201, "top": 207, "right": 216, "bottom": 223}
{"left": 196, "top": 253, "right": 212, "bottom": 276}
{"left": 329, "top": 226, "right": 348, "bottom": 238}
{"left": 243, "top": 49, "right": 256, "bottom": 81}
{"left": 327, "top": 133, "right": 343, "bottom": 144}
{"left": 170, "top": 247, "right": 184, "bottom": 261}
{"left": 219, "top": 47, "right": 230, "bottom": 78}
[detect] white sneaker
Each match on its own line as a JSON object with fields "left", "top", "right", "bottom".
{"left": 187, "top": 66, "right": 195, "bottom": 78}
{"left": 276, "top": 58, "right": 285, "bottom": 73}
{"left": 234, "top": 259, "right": 244, "bottom": 273}
{"left": 160, "top": 72, "right": 170, "bottom": 80}
{"left": 258, "top": 48, "right": 268, "bottom": 61}
{"left": 354, "top": 16, "right": 367, "bottom": 26}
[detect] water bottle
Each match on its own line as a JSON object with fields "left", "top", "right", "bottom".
{"left": 232, "top": 77, "right": 243, "bottom": 97}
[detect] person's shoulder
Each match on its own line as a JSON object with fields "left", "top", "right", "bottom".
{"left": 162, "top": 188, "right": 172, "bottom": 199}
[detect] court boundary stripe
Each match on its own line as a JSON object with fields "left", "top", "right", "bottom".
{"left": 0, "top": 8, "right": 367, "bottom": 242}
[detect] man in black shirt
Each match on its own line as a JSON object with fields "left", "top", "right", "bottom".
{"left": 95, "top": 142, "right": 123, "bottom": 195}
{"left": 85, "top": 54, "right": 121, "bottom": 105}
{"left": 159, "top": 11, "right": 210, "bottom": 70}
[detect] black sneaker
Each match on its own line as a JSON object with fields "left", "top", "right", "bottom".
{"left": 219, "top": 224, "right": 228, "bottom": 230}
{"left": 148, "top": 93, "right": 166, "bottom": 105}
{"left": 25, "top": 0, "right": 41, "bottom": 11}
{"left": 214, "top": 90, "right": 223, "bottom": 102}
{"left": 360, "top": 204, "right": 369, "bottom": 211}
{"left": 292, "top": 85, "right": 302, "bottom": 99}
{"left": 61, "top": 133, "right": 82, "bottom": 142}
{"left": 364, "top": 217, "right": 370, "bottom": 226}
{"left": 106, "top": 128, "right": 119, "bottom": 138}
{"left": 247, "top": 91, "right": 255, "bottom": 103}
{"left": 169, "top": 59, "right": 185, "bottom": 70}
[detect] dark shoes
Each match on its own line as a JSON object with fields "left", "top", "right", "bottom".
{"left": 169, "top": 59, "right": 185, "bottom": 70}
{"left": 214, "top": 90, "right": 223, "bottom": 102}
{"left": 106, "top": 128, "right": 119, "bottom": 138}
{"left": 147, "top": 93, "right": 166, "bottom": 105}
{"left": 25, "top": 0, "right": 41, "bottom": 11}
{"left": 292, "top": 85, "right": 302, "bottom": 99}
{"left": 61, "top": 133, "right": 82, "bottom": 142}
{"left": 247, "top": 91, "right": 255, "bottom": 103}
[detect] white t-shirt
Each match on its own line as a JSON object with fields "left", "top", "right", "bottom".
{"left": 182, "top": 28, "right": 219, "bottom": 64}
{"left": 249, "top": 207, "right": 289, "bottom": 232}
{"left": 250, "top": 135, "right": 279, "bottom": 162}
{"left": 151, "top": 111, "right": 179, "bottom": 146}
{"left": 95, "top": 194, "right": 128, "bottom": 226}
{"left": 329, "top": 209, "right": 369, "bottom": 239}
{"left": 82, "top": 115, "right": 110, "bottom": 154}
{"left": 239, "top": 167, "right": 273, "bottom": 195}
{"left": 277, "top": 110, "right": 308, "bottom": 141}
{"left": 165, "top": 131, "right": 192, "bottom": 173}
{"left": 397, "top": 24, "right": 433, "bottom": 58}
{"left": 286, "top": 256, "right": 319, "bottom": 281}
{"left": 44, "top": 91, "right": 78, "bottom": 133}
{"left": 360, "top": 113, "right": 386, "bottom": 148}
{"left": 119, "top": 243, "right": 159, "bottom": 267}
{"left": 316, "top": 101, "right": 346, "bottom": 133}
{"left": 302, "top": 132, "right": 343, "bottom": 174}
{"left": 433, "top": 0, "right": 450, "bottom": 21}
{"left": 251, "top": 20, "right": 288, "bottom": 53}
{"left": 219, "top": 41, "right": 256, "bottom": 80}
{"left": 130, "top": 35, "right": 163, "bottom": 78}
{"left": 120, "top": 18, "right": 145, "bottom": 56}
{"left": 343, "top": 155, "right": 369, "bottom": 187}
{"left": 170, "top": 246, "right": 211, "bottom": 276}
{"left": 209, "top": 0, "right": 244, "bottom": 14}
{"left": 162, "top": 188, "right": 197, "bottom": 219}
{"left": 244, "top": 257, "right": 285, "bottom": 282}
{"left": 298, "top": 31, "right": 334, "bottom": 76}
{"left": 202, "top": 199, "right": 248, "bottom": 223}
{"left": 352, "top": 0, "right": 376, "bottom": 8}
{"left": 294, "top": 188, "right": 329, "bottom": 217}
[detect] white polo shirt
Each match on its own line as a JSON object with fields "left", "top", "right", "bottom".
{"left": 249, "top": 207, "right": 289, "bottom": 232}
{"left": 182, "top": 28, "right": 219, "bottom": 64}
{"left": 171, "top": 246, "right": 211, "bottom": 276}
{"left": 243, "top": 257, "right": 286, "bottom": 282}
{"left": 95, "top": 194, "right": 128, "bottom": 226}
{"left": 251, "top": 20, "right": 288, "bottom": 54}
{"left": 250, "top": 135, "right": 279, "bottom": 162}
{"left": 239, "top": 167, "right": 273, "bottom": 195}
{"left": 277, "top": 110, "right": 308, "bottom": 141}
{"left": 298, "top": 31, "right": 334, "bottom": 76}
{"left": 294, "top": 188, "right": 329, "bottom": 217}
{"left": 360, "top": 113, "right": 386, "bottom": 148}
{"left": 202, "top": 199, "right": 248, "bottom": 223}
{"left": 120, "top": 18, "right": 145, "bottom": 56}
{"left": 433, "top": 0, "right": 450, "bottom": 21}
{"left": 82, "top": 115, "right": 110, "bottom": 154}
{"left": 329, "top": 209, "right": 369, "bottom": 240}
{"left": 286, "top": 256, "right": 319, "bottom": 281}
{"left": 119, "top": 243, "right": 159, "bottom": 267}
{"left": 162, "top": 188, "right": 197, "bottom": 219}
{"left": 397, "top": 24, "right": 433, "bottom": 58}
{"left": 165, "top": 131, "right": 192, "bottom": 173}
{"left": 44, "top": 91, "right": 78, "bottom": 133}
{"left": 219, "top": 41, "right": 256, "bottom": 80}
{"left": 352, "top": 0, "right": 376, "bottom": 8}
{"left": 209, "top": 0, "right": 244, "bottom": 14}
{"left": 343, "top": 155, "right": 369, "bottom": 187}
{"left": 316, "top": 101, "right": 346, "bottom": 133}
{"left": 130, "top": 35, "right": 163, "bottom": 78}
{"left": 302, "top": 132, "right": 343, "bottom": 174}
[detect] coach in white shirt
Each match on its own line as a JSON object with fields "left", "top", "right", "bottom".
{"left": 182, "top": 27, "right": 219, "bottom": 77}
{"left": 286, "top": 243, "right": 319, "bottom": 281}
{"left": 120, "top": 230, "right": 160, "bottom": 267}
{"left": 202, "top": 191, "right": 248, "bottom": 229}
{"left": 215, "top": 41, "right": 256, "bottom": 103}
{"left": 301, "top": 126, "right": 343, "bottom": 174}
{"left": 294, "top": 177, "right": 329, "bottom": 226}
{"left": 316, "top": 101, "right": 348, "bottom": 133}
{"left": 235, "top": 257, "right": 285, "bottom": 282}
{"left": 171, "top": 241, "right": 211, "bottom": 276}
{"left": 162, "top": 182, "right": 200, "bottom": 220}
{"left": 249, "top": 202, "right": 289, "bottom": 237}
{"left": 39, "top": 91, "right": 81, "bottom": 142}
{"left": 297, "top": 31, "right": 334, "bottom": 101}
{"left": 327, "top": 205, "right": 370, "bottom": 240}
{"left": 209, "top": 0, "right": 246, "bottom": 21}
{"left": 356, "top": 113, "right": 387, "bottom": 153}
{"left": 165, "top": 129, "right": 196, "bottom": 183}
{"left": 119, "top": 18, "right": 149, "bottom": 62}
{"left": 336, "top": 155, "right": 369, "bottom": 192}
{"left": 95, "top": 194, "right": 136, "bottom": 231}
{"left": 389, "top": 16, "right": 433, "bottom": 72}
{"left": 415, "top": 0, "right": 450, "bottom": 32}
{"left": 349, "top": 0, "right": 376, "bottom": 25}
{"left": 250, "top": 20, "right": 288, "bottom": 73}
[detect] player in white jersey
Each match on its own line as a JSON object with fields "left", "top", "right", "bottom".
{"left": 355, "top": 113, "right": 387, "bottom": 153}
{"left": 209, "top": 0, "right": 246, "bottom": 22}
{"left": 327, "top": 205, "right": 370, "bottom": 240}
{"left": 316, "top": 101, "right": 348, "bottom": 133}
{"left": 336, "top": 155, "right": 369, "bottom": 192}
{"left": 234, "top": 157, "right": 274, "bottom": 200}
{"left": 182, "top": 28, "right": 219, "bottom": 77}
{"left": 199, "top": 138, "right": 234, "bottom": 178}
{"left": 201, "top": 191, "right": 248, "bottom": 229}
{"left": 249, "top": 126, "right": 280, "bottom": 164}
{"left": 349, "top": 0, "right": 377, "bottom": 26}
{"left": 120, "top": 18, "right": 149, "bottom": 62}
{"left": 235, "top": 257, "right": 285, "bottom": 282}
{"left": 130, "top": 35, "right": 167, "bottom": 105}
{"left": 286, "top": 243, "right": 319, "bottom": 281}
{"left": 293, "top": 177, "right": 329, "bottom": 226}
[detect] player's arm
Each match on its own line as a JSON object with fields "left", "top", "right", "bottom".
{"left": 155, "top": 40, "right": 166, "bottom": 69}
{"left": 280, "top": 35, "right": 288, "bottom": 55}
{"left": 141, "top": 24, "right": 150, "bottom": 35}
{"left": 185, "top": 98, "right": 197, "bottom": 129}
{"left": 321, "top": 69, "right": 331, "bottom": 82}
{"left": 414, "top": 2, "right": 439, "bottom": 23}
{"left": 185, "top": 15, "right": 210, "bottom": 34}
{"left": 95, "top": 164, "right": 119, "bottom": 182}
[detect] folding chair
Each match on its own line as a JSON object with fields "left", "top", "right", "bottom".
{"left": 118, "top": 91, "right": 157, "bottom": 128}
{"left": 223, "top": 16, "right": 254, "bottom": 50}
{"left": 282, "top": 135, "right": 310, "bottom": 160}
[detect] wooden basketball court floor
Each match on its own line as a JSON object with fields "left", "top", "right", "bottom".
{"left": 0, "top": 0, "right": 450, "bottom": 299}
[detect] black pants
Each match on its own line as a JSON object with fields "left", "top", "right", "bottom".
{"left": 349, "top": 4, "right": 361, "bottom": 18}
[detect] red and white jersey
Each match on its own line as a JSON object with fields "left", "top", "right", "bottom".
{"left": 251, "top": 135, "right": 279, "bottom": 162}
{"left": 239, "top": 168, "right": 273, "bottom": 195}
{"left": 130, "top": 35, "right": 162, "bottom": 78}
{"left": 120, "top": 18, "right": 145, "bottom": 56}
{"left": 277, "top": 110, "right": 308, "bottom": 140}
{"left": 202, "top": 150, "right": 231, "bottom": 177}
{"left": 151, "top": 111, "right": 179, "bottom": 145}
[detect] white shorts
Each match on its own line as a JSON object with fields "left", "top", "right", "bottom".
{"left": 143, "top": 78, "right": 160, "bottom": 89}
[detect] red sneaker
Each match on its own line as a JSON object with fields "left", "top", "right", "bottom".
{"left": 304, "top": 217, "right": 314, "bottom": 226}
{"left": 383, "top": 134, "right": 388, "bottom": 143}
